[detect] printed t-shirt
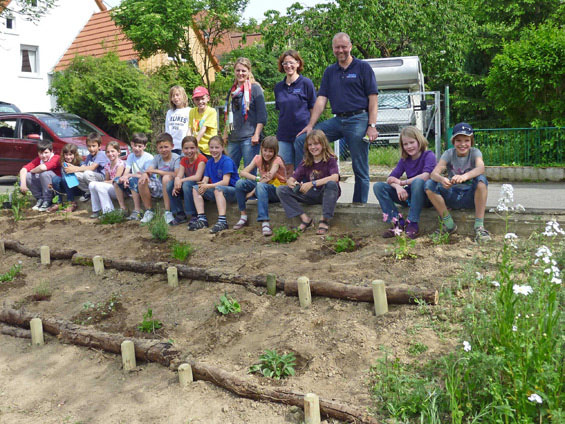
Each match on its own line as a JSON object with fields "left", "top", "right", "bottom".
{"left": 189, "top": 107, "right": 217, "bottom": 155}
{"left": 165, "top": 107, "right": 191, "bottom": 150}
{"left": 104, "top": 159, "right": 125, "bottom": 180}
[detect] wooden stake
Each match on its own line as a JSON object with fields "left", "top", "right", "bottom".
{"left": 0, "top": 240, "right": 5, "bottom": 255}
{"left": 29, "top": 317, "right": 44, "bottom": 346}
{"left": 93, "top": 255, "right": 104, "bottom": 275}
{"left": 178, "top": 363, "right": 193, "bottom": 386}
{"left": 266, "top": 273, "right": 276, "bottom": 296}
{"left": 297, "top": 276, "right": 311, "bottom": 308}
{"left": 372, "top": 280, "right": 388, "bottom": 316}
{"left": 304, "top": 393, "right": 321, "bottom": 424}
{"left": 40, "top": 245, "right": 50, "bottom": 265}
{"left": 167, "top": 266, "right": 178, "bottom": 288}
{"left": 121, "top": 340, "right": 136, "bottom": 371}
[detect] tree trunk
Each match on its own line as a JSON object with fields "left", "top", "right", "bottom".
{"left": 190, "top": 362, "right": 380, "bottom": 424}
{"left": 3, "top": 239, "right": 76, "bottom": 259}
{"left": 0, "top": 308, "right": 179, "bottom": 367}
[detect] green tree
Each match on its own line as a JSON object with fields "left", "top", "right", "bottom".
{"left": 485, "top": 24, "right": 565, "bottom": 127}
{"left": 111, "top": 0, "right": 248, "bottom": 88}
{"left": 48, "top": 53, "right": 163, "bottom": 140}
{"left": 0, "top": 0, "right": 57, "bottom": 23}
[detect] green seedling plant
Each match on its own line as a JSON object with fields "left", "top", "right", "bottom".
{"left": 137, "top": 308, "right": 162, "bottom": 333}
{"left": 33, "top": 281, "right": 52, "bottom": 299}
{"left": 77, "top": 293, "right": 121, "bottom": 325}
{"left": 215, "top": 293, "right": 241, "bottom": 315}
{"left": 11, "top": 182, "right": 31, "bottom": 221}
{"left": 171, "top": 241, "right": 195, "bottom": 261}
{"left": 0, "top": 264, "right": 22, "bottom": 282}
{"left": 393, "top": 233, "right": 417, "bottom": 260}
{"left": 271, "top": 226, "right": 299, "bottom": 243}
{"left": 430, "top": 217, "right": 450, "bottom": 245}
{"left": 98, "top": 209, "right": 126, "bottom": 225}
{"left": 249, "top": 349, "right": 296, "bottom": 379}
{"left": 334, "top": 235, "right": 356, "bottom": 253}
{"left": 146, "top": 209, "right": 169, "bottom": 241}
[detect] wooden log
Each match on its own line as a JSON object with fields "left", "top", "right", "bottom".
{"left": 71, "top": 254, "right": 437, "bottom": 305}
{"left": 2, "top": 240, "right": 76, "bottom": 260}
{"left": 285, "top": 280, "right": 438, "bottom": 305}
{"left": 190, "top": 361, "right": 379, "bottom": 424}
{"left": 0, "top": 308, "right": 180, "bottom": 367}
{"left": 0, "top": 323, "right": 31, "bottom": 339}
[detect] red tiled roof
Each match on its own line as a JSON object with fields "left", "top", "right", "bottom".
{"left": 54, "top": 10, "right": 137, "bottom": 71}
{"left": 215, "top": 32, "right": 263, "bottom": 58}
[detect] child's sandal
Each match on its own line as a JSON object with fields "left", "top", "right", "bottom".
{"left": 261, "top": 222, "right": 273, "bottom": 236}
{"left": 316, "top": 219, "right": 330, "bottom": 235}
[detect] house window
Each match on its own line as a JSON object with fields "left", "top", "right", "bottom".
{"left": 21, "top": 45, "right": 39, "bottom": 73}
{"left": 6, "top": 17, "right": 14, "bottom": 29}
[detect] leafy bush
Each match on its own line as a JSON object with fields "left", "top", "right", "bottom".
{"left": 334, "top": 236, "right": 356, "bottom": 253}
{"left": 49, "top": 52, "right": 162, "bottom": 140}
{"left": 137, "top": 308, "right": 162, "bottom": 333}
{"left": 249, "top": 349, "right": 296, "bottom": 380}
{"left": 215, "top": 293, "right": 241, "bottom": 315}
{"left": 146, "top": 210, "right": 169, "bottom": 241}
{"left": 99, "top": 209, "right": 126, "bottom": 225}
{"left": 171, "top": 241, "right": 195, "bottom": 261}
{"left": 271, "top": 226, "right": 299, "bottom": 243}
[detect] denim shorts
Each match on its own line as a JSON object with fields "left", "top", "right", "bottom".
{"left": 113, "top": 176, "right": 162, "bottom": 198}
{"left": 425, "top": 174, "right": 488, "bottom": 210}
{"left": 201, "top": 185, "right": 237, "bottom": 203}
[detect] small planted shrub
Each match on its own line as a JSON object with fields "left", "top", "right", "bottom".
{"left": 99, "top": 209, "right": 126, "bottom": 225}
{"left": 137, "top": 308, "right": 163, "bottom": 333}
{"left": 146, "top": 210, "right": 169, "bottom": 241}
{"left": 11, "top": 183, "right": 31, "bottom": 221}
{"left": 271, "top": 226, "right": 299, "bottom": 243}
{"left": 393, "top": 234, "right": 417, "bottom": 260}
{"left": 32, "top": 281, "right": 52, "bottom": 300}
{"left": 75, "top": 293, "right": 121, "bottom": 325}
{"left": 249, "top": 349, "right": 296, "bottom": 379}
{"left": 215, "top": 293, "right": 241, "bottom": 315}
{"left": 0, "top": 264, "right": 22, "bottom": 283}
{"left": 430, "top": 217, "right": 450, "bottom": 245}
{"left": 171, "top": 241, "right": 195, "bottom": 261}
{"left": 334, "top": 236, "right": 356, "bottom": 253}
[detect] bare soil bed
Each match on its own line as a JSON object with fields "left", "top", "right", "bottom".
{"left": 0, "top": 209, "right": 494, "bottom": 423}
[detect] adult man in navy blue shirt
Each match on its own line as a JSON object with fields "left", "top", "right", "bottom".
{"left": 297, "top": 32, "right": 378, "bottom": 203}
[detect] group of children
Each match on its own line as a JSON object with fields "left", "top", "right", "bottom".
{"left": 19, "top": 94, "right": 492, "bottom": 241}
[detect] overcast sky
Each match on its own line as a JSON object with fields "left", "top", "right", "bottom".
{"left": 101, "top": 0, "right": 328, "bottom": 23}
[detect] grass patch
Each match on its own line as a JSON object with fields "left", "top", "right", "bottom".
{"left": 99, "top": 209, "right": 126, "bottom": 225}
{"left": 146, "top": 209, "right": 169, "bottom": 241}
{"left": 271, "top": 226, "right": 299, "bottom": 243}
{"left": 32, "top": 281, "right": 52, "bottom": 300}
{"left": 368, "top": 146, "right": 400, "bottom": 167}
{"left": 171, "top": 241, "right": 195, "bottom": 261}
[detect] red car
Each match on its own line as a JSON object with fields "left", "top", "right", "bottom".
{"left": 0, "top": 112, "right": 130, "bottom": 176}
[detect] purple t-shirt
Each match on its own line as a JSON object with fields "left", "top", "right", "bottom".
{"left": 85, "top": 151, "right": 110, "bottom": 175}
{"left": 390, "top": 150, "right": 437, "bottom": 180}
{"left": 294, "top": 156, "right": 341, "bottom": 197}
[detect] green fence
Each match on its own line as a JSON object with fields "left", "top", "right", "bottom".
{"left": 469, "top": 127, "right": 564, "bottom": 166}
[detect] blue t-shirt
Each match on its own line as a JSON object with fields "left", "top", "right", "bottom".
{"left": 85, "top": 151, "right": 109, "bottom": 175}
{"left": 274, "top": 75, "right": 317, "bottom": 142}
{"left": 126, "top": 151, "right": 154, "bottom": 175}
{"left": 318, "top": 57, "right": 378, "bottom": 115}
{"left": 204, "top": 154, "right": 239, "bottom": 186}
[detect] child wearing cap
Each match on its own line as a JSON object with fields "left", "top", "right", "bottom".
{"left": 424, "top": 122, "right": 491, "bottom": 243}
{"left": 188, "top": 86, "right": 217, "bottom": 157}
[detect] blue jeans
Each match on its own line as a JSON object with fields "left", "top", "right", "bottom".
{"left": 166, "top": 180, "right": 197, "bottom": 217}
{"left": 295, "top": 112, "right": 370, "bottom": 203}
{"left": 51, "top": 175, "right": 84, "bottom": 202}
{"left": 425, "top": 175, "right": 488, "bottom": 210}
{"left": 235, "top": 179, "right": 279, "bottom": 221}
{"left": 227, "top": 137, "right": 259, "bottom": 174}
{"left": 373, "top": 178, "right": 429, "bottom": 223}
{"left": 278, "top": 140, "right": 296, "bottom": 167}
{"left": 200, "top": 186, "right": 237, "bottom": 203}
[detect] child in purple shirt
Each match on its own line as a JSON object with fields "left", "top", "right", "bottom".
{"left": 373, "top": 126, "right": 436, "bottom": 239}
{"left": 277, "top": 130, "right": 340, "bottom": 235}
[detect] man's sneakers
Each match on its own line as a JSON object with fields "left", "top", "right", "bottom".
{"left": 475, "top": 226, "right": 491, "bottom": 243}
{"left": 140, "top": 209, "right": 155, "bottom": 223}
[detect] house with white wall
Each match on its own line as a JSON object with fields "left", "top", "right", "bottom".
{"left": 0, "top": 0, "right": 106, "bottom": 111}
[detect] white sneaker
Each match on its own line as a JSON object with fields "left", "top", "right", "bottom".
{"left": 140, "top": 209, "right": 155, "bottom": 223}
{"left": 32, "top": 200, "right": 42, "bottom": 211}
{"left": 37, "top": 200, "right": 51, "bottom": 212}
{"left": 164, "top": 211, "right": 174, "bottom": 224}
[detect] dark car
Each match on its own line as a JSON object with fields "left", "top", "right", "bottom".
{"left": 0, "top": 101, "right": 21, "bottom": 113}
{"left": 0, "top": 112, "right": 129, "bottom": 176}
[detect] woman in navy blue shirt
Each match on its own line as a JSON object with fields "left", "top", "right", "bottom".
{"left": 274, "top": 50, "right": 316, "bottom": 172}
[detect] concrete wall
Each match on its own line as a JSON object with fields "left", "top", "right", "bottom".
{"left": 486, "top": 166, "right": 565, "bottom": 182}
{"left": 0, "top": 0, "right": 100, "bottom": 111}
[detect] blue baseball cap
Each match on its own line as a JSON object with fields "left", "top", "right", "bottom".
{"left": 451, "top": 122, "right": 474, "bottom": 140}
